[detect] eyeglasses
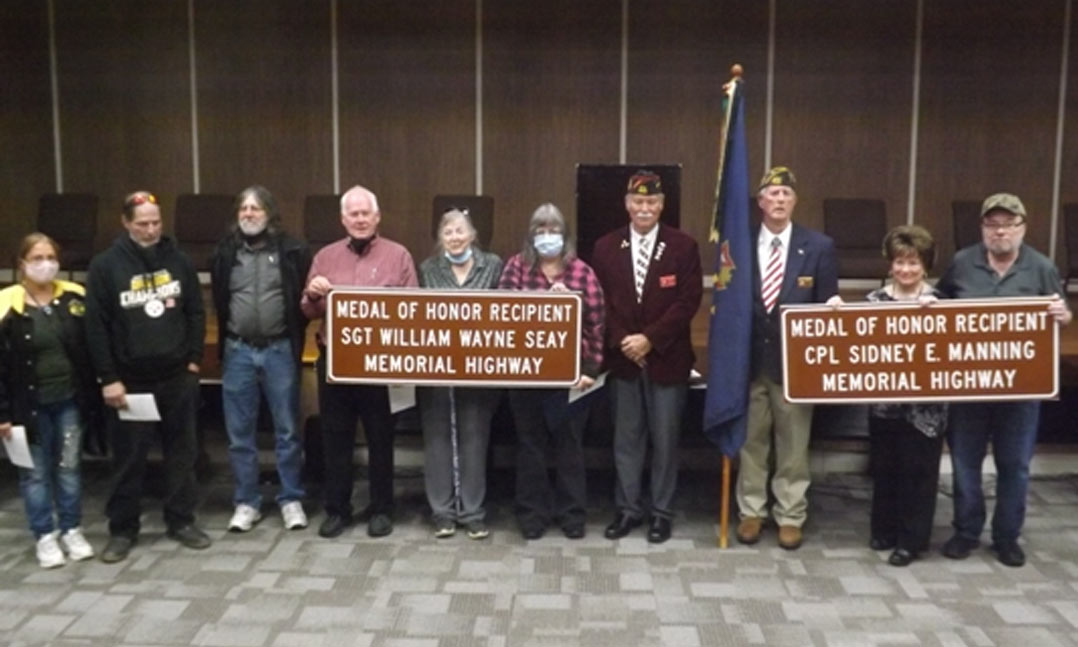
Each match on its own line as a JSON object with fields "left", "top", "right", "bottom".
{"left": 124, "top": 193, "right": 157, "bottom": 208}
{"left": 981, "top": 219, "right": 1024, "bottom": 231}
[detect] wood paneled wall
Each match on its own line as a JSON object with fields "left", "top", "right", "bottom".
{"left": 56, "top": 0, "right": 193, "bottom": 250}
{"left": 917, "top": 0, "right": 1065, "bottom": 257}
{"left": 484, "top": 0, "right": 622, "bottom": 254}
{"left": 0, "top": 1, "right": 59, "bottom": 245}
{"left": 1, "top": 0, "right": 1076, "bottom": 277}
{"left": 196, "top": 0, "right": 333, "bottom": 234}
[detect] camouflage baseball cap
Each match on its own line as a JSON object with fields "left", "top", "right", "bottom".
{"left": 980, "top": 193, "right": 1026, "bottom": 219}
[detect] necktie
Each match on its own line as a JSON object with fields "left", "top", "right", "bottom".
{"left": 761, "top": 237, "right": 783, "bottom": 313}
{"left": 635, "top": 237, "right": 650, "bottom": 302}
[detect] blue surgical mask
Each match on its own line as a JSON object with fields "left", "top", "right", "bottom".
{"left": 533, "top": 232, "right": 564, "bottom": 258}
{"left": 445, "top": 246, "right": 473, "bottom": 265}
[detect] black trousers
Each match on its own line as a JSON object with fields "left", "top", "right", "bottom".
{"left": 508, "top": 388, "right": 588, "bottom": 531}
{"left": 317, "top": 353, "right": 394, "bottom": 518}
{"left": 106, "top": 370, "right": 200, "bottom": 538}
{"left": 869, "top": 415, "right": 944, "bottom": 552}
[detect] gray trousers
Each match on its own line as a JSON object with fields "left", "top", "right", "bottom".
{"left": 611, "top": 374, "right": 688, "bottom": 521}
{"left": 417, "top": 386, "right": 499, "bottom": 524}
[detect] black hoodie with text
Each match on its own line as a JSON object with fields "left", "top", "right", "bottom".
{"left": 85, "top": 234, "right": 205, "bottom": 384}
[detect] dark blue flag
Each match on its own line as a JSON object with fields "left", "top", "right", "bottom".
{"left": 703, "top": 78, "right": 753, "bottom": 457}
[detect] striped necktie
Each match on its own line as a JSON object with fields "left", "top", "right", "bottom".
{"left": 761, "top": 237, "right": 783, "bottom": 313}
{"left": 635, "top": 237, "right": 650, "bottom": 302}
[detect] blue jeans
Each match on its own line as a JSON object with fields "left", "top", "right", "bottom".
{"left": 223, "top": 338, "right": 304, "bottom": 508}
{"left": 947, "top": 401, "right": 1040, "bottom": 544}
{"left": 18, "top": 399, "right": 83, "bottom": 538}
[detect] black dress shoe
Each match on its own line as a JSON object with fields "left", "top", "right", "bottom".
{"left": 101, "top": 535, "right": 135, "bottom": 563}
{"left": 869, "top": 537, "right": 896, "bottom": 551}
{"left": 992, "top": 541, "right": 1026, "bottom": 567}
{"left": 521, "top": 525, "right": 545, "bottom": 540}
{"left": 167, "top": 524, "right": 211, "bottom": 550}
{"left": 941, "top": 534, "right": 978, "bottom": 559}
{"left": 367, "top": 513, "right": 393, "bottom": 538}
{"left": 647, "top": 517, "right": 672, "bottom": 544}
{"left": 603, "top": 514, "right": 643, "bottom": 540}
{"left": 563, "top": 524, "right": 586, "bottom": 539}
{"left": 887, "top": 548, "right": 916, "bottom": 566}
{"left": 318, "top": 514, "right": 351, "bottom": 538}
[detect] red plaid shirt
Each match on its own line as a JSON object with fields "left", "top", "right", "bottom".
{"left": 498, "top": 253, "right": 605, "bottom": 377}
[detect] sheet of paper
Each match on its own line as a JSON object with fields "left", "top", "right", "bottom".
{"left": 2, "top": 425, "right": 34, "bottom": 469}
{"left": 118, "top": 394, "right": 162, "bottom": 421}
{"left": 388, "top": 384, "right": 416, "bottom": 413}
{"left": 568, "top": 371, "right": 608, "bottom": 404}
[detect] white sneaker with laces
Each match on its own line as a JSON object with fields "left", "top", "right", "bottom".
{"left": 60, "top": 527, "right": 95, "bottom": 561}
{"left": 281, "top": 501, "right": 308, "bottom": 530}
{"left": 228, "top": 504, "right": 262, "bottom": 532}
{"left": 36, "top": 531, "right": 65, "bottom": 568}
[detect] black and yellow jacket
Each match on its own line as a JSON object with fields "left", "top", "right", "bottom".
{"left": 0, "top": 281, "right": 101, "bottom": 444}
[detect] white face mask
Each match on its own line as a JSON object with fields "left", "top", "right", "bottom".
{"left": 24, "top": 259, "right": 59, "bottom": 284}
{"left": 533, "top": 232, "right": 564, "bottom": 258}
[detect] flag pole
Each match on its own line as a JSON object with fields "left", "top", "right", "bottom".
{"left": 718, "top": 63, "right": 743, "bottom": 550}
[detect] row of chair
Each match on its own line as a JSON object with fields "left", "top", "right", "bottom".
{"left": 823, "top": 198, "right": 1078, "bottom": 286}
{"left": 29, "top": 193, "right": 1078, "bottom": 283}
{"left": 33, "top": 193, "right": 496, "bottom": 273}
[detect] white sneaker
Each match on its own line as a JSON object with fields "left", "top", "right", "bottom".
{"left": 281, "top": 501, "right": 308, "bottom": 530}
{"left": 228, "top": 504, "right": 262, "bottom": 532}
{"left": 36, "top": 532, "right": 65, "bottom": 568}
{"left": 60, "top": 527, "right": 95, "bottom": 561}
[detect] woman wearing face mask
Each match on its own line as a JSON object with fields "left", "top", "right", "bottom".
{"left": 0, "top": 233, "right": 99, "bottom": 568}
{"left": 497, "top": 203, "right": 605, "bottom": 540}
{"left": 417, "top": 209, "right": 504, "bottom": 540}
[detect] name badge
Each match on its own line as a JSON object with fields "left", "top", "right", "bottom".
{"left": 797, "top": 276, "right": 814, "bottom": 288}
{"left": 660, "top": 275, "right": 677, "bottom": 288}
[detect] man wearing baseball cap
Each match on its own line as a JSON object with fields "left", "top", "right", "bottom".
{"left": 735, "top": 166, "right": 838, "bottom": 550}
{"left": 936, "top": 192, "right": 1071, "bottom": 567}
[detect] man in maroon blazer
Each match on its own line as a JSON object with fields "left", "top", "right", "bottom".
{"left": 591, "top": 170, "right": 703, "bottom": 543}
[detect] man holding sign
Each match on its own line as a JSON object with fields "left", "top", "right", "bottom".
{"left": 301, "top": 185, "right": 418, "bottom": 540}
{"left": 936, "top": 193, "right": 1071, "bottom": 567}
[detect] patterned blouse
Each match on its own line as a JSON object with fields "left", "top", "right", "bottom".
{"left": 498, "top": 253, "right": 605, "bottom": 377}
{"left": 866, "top": 286, "right": 948, "bottom": 438}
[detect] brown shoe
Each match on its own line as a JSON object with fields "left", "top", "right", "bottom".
{"left": 778, "top": 525, "right": 803, "bottom": 550}
{"left": 736, "top": 517, "right": 763, "bottom": 545}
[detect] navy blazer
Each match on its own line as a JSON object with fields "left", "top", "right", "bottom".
{"left": 750, "top": 223, "right": 838, "bottom": 383}
{"left": 592, "top": 223, "right": 703, "bottom": 384}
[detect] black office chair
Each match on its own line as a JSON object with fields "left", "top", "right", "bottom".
{"left": 173, "top": 194, "right": 234, "bottom": 272}
{"left": 1063, "top": 203, "right": 1078, "bottom": 291}
{"left": 37, "top": 193, "right": 99, "bottom": 272}
{"left": 431, "top": 195, "right": 494, "bottom": 248}
{"left": 952, "top": 200, "right": 982, "bottom": 252}
{"left": 303, "top": 194, "right": 343, "bottom": 253}
{"left": 822, "top": 198, "right": 887, "bottom": 280}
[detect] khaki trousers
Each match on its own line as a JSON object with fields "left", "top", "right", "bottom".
{"left": 735, "top": 374, "right": 814, "bottom": 527}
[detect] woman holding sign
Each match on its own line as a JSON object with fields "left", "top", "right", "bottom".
{"left": 498, "top": 203, "right": 605, "bottom": 540}
{"left": 0, "top": 233, "right": 100, "bottom": 568}
{"left": 417, "top": 208, "right": 504, "bottom": 540}
{"left": 863, "top": 225, "right": 947, "bottom": 566}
